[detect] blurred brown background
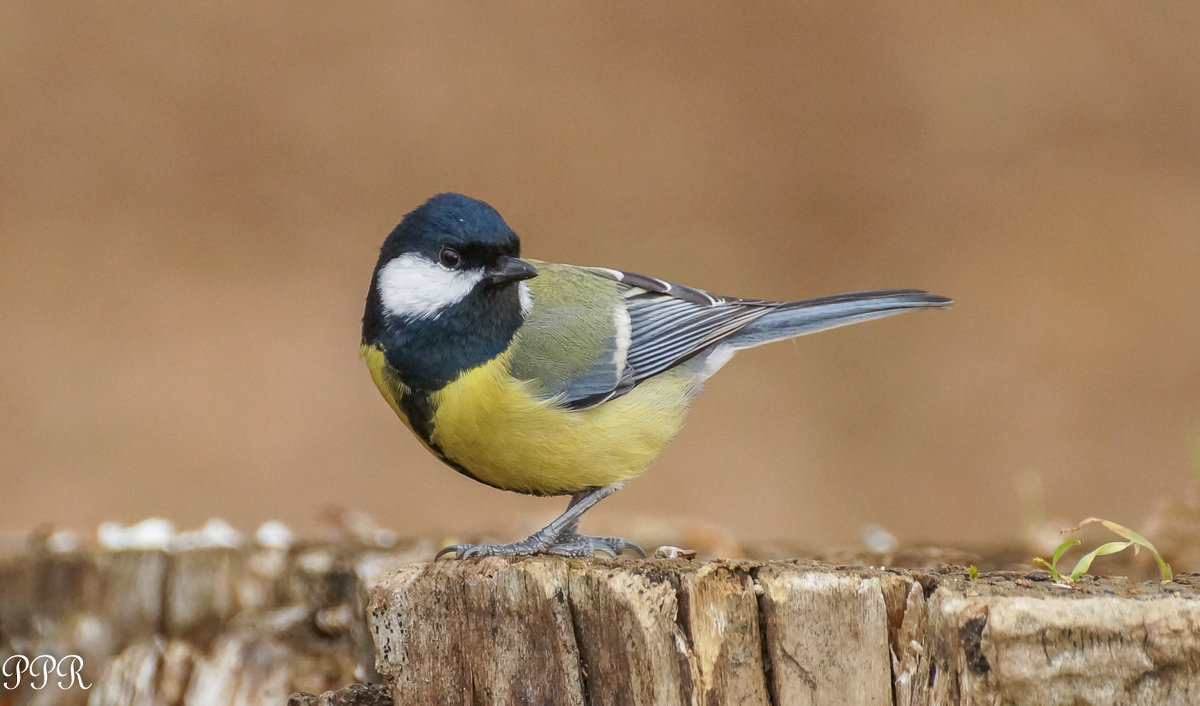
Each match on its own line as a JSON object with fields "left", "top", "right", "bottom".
{"left": 1, "top": 3, "right": 1197, "bottom": 549}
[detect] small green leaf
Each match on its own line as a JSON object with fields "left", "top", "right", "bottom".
{"left": 1068, "top": 541, "right": 1133, "bottom": 580}
{"left": 1066, "top": 518, "right": 1173, "bottom": 580}
{"left": 967, "top": 565, "right": 978, "bottom": 580}
{"left": 1051, "top": 539, "right": 1081, "bottom": 570}
{"left": 1032, "top": 557, "right": 1062, "bottom": 583}
{"left": 1094, "top": 519, "right": 1151, "bottom": 546}
{"left": 1152, "top": 553, "right": 1173, "bottom": 581}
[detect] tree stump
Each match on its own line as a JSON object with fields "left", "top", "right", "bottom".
{"left": 3, "top": 534, "right": 1198, "bottom": 705}
{"left": 369, "top": 558, "right": 1200, "bottom": 706}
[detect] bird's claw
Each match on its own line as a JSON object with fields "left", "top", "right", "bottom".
{"left": 436, "top": 540, "right": 538, "bottom": 559}
{"left": 436, "top": 533, "right": 645, "bottom": 560}
{"left": 549, "top": 534, "right": 647, "bottom": 558}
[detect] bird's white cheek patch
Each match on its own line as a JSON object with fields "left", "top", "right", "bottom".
{"left": 377, "top": 253, "right": 484, "bottom": 320}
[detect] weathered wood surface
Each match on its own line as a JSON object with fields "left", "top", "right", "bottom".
{"left": 370, "top": 559, "right": 1200, "bottom": 706}
{"left": 0, "top": 535, "right": 425, "bottom": 706}
{"left": 3, "top": 533, "right": 1198, "bottom": 706}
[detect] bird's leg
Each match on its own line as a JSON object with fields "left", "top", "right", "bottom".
{"left": 535, "top": 485, "right": 647, "bottom": 558}
{"left": 436, "top": 483, "right": 646, "bottom": 559}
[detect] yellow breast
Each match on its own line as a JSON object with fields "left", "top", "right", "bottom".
{"left": 431, "top": 350, "right": 697, "bottom": 494}
{"left": 365, "top": 344, "right": 697, "bottom": 495}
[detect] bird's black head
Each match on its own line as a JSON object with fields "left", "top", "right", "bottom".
{"left": 375, "top": 192, "right": 522, "bottom": 272}
{"left": 362, "top": 193, "right": 539, "bottom": 390}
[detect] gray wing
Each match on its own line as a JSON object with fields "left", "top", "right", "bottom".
{"left": 557, "top": 267, "right": 779, "bottom": 410}
{"left": 519, "top": 265, "right": 949, "bottom": 411}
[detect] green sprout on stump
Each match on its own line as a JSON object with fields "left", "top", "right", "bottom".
{"left": 1033, "top": 518, "right": 1172, "bottom": 586}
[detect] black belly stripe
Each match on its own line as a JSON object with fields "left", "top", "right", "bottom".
{"left": 398, "top": 390, "right": 437, "bottom": 445}
{"left": 399, "top": 387, "right": 518, "bottom": 493}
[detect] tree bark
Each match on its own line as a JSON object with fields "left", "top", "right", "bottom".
{"left": 369, "top": 558, "right": 1200, "bottom": 706}
{"left": 3, "top": 541, "right": 1198, "bottom": 705}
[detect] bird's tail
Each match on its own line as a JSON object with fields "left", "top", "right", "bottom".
{"left": 728, "top": 289, "right": 951, "bottom": 350}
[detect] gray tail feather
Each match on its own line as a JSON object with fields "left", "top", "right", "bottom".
{"left": 729, "top": 289, "right": 951, "bottom": 350}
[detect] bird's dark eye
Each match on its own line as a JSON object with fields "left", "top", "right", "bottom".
{"left": 438, "top": 247, "right": 462, "bottom": 269}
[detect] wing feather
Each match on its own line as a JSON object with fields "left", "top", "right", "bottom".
{"left": 512, "top": 263, "right": 782, "bottom": 410}
{"left": 588, "top": 267, "right": 778, "bottom": 385}
{"left": 512, "top": 263, "right": 946, "bottom": 411}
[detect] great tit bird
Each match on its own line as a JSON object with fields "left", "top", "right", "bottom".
{"left": 362, "top": 193, "right": 950, "bottom": 558}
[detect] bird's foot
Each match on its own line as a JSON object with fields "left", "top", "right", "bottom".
{"left": 435, "top": 537, "right": 543, "bottom": 559}
{"left": 544, "top": 532, "right": 647, "bottom": 558}
{"left": 436, "top": 531, "right": 645, "bottom": 560}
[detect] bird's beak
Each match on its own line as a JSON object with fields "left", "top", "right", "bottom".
{"left": 485, "top": 256, "right": 539, "bottom": 285}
